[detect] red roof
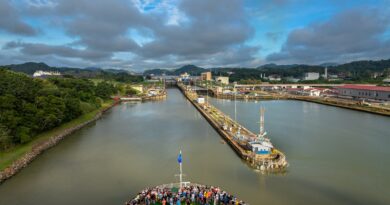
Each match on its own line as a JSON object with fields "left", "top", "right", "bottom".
{"left": 338, "top": 85, "right": 390, "bottom": 92}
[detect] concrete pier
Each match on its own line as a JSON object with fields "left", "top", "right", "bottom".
{"left": 178, "top": 83, "right": 288, "bottom": 171}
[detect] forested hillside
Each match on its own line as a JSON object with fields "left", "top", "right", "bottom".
{"left": 4, "top": 62, "right": 144, "bottom": 82}
{"left": 0, "top": 69, "right": 117, "bottom": 150}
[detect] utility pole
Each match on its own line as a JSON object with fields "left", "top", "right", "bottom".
{"left": 234, "top": 82, "right": 237, "bottom": 122}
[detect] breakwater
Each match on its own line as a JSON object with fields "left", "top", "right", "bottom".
{"left": 178, "top": 84, "right": 288, "bottom": 171}
{"left": 0, "top": 102, "right": 117, "bottom": 184}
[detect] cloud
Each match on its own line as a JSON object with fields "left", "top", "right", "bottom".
{"left": 0, "top": 1, "right": 36, "bottom": 35}
{"left": 1, "top": 0, "right": 259, "bottom": 69}
{"left": 0, "top": 0, "right": 259, "bottom": 69}
{"left": 4, "top": 41, "right": 111, "bottom": 60}
{"left": 266, "top": 8, "right": 390, "bottom": 64}
{"left": 137, "top": 0, "right": 255, "bottom": 58}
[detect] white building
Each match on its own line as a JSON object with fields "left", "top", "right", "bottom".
{"left": 197, "top": 97, "right": 205, "bottom": 104}
{"left": 302, "top": 72, "right": 320, "bottom": 81}
{"left": 267, "top": 74, "right": 281, "bottom": 81}
{"left": 215, "top": 76, "right": 229, "bottom": 85}
{"left": 302, "top": 88, "right": 321, "bottom": 96}
{"left": 33, "top": 70, "right": 61, "bottom": 77}
{"left": 249, "top": 141, "right": 273, "bottom": 155}
{"left": 180, "top": 72, "right": 190, "bottom": 79}
{"left": 287, "top": 88, "right": 323, "bottom": 96}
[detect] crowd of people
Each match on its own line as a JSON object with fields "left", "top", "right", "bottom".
{"left": 126, "top": 184, "right": 247, "bottom": 205}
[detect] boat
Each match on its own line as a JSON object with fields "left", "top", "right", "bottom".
{"left": 125, "top": 151, "right": 247, "bottom": 205}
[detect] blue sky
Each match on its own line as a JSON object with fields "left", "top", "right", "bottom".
{"left": 0, "top": 0, "right": 389, "bottom": 71}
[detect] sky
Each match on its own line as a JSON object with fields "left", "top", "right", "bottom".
{"left": 0, "top": 0, "right": 390, "bottom": 71}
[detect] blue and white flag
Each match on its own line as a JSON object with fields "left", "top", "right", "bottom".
{"left": 177, "top": 151, "right": 182, "bottom": 164}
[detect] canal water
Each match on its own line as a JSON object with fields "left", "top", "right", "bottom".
{"left": 0, "top": 89, "right": 389, "bottom": 205}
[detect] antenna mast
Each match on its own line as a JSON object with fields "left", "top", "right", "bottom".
{"left": 260, "top": 107, "right": 265, "bottom": 136}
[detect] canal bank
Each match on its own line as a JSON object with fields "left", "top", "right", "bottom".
{"left": 0, "top": 100, "right": 118, "bottom": 183}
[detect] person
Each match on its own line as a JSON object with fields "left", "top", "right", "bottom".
{"left": 162, "top": 198, "right": 167, "bottom": 205}
{"left": 214, "top": 194, "right": 219, "bottom": 205}
{"left": 170, "top": 197, "right": 174, "bottom": 205}
{"left": 176, "top": 198, "right": 181, "bottom": 205}
{"left": 191, "top": 192, "right": 195, "bottom": 203}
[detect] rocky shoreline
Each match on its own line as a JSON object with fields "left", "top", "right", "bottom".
{"left": 0, "top": 102, "right": 117, "bottom": 184}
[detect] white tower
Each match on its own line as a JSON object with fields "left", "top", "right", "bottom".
{"left": 324, "top": 67, "right": 328, "bottom": 79}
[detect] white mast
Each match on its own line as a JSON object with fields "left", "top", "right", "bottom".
{"left": 234, "top": 82, "right": 237, "bottom": 122}
{"left": 260, "top": 107, "right": 265, "bottom": 135}
{"left": 258, "top": 107, "right": 267, "bottom": 140}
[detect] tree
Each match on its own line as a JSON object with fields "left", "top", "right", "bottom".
{"left": 0, "top": 124, "right": 12, "bottom": 151}
{"left": 125, "top": 87, "right": 139, "bottom": 96}
{"left": 95, "top": 81, "right": 116, "bottom": 99}
{"left": 0, "top": 69, "right": 115, "bottom": 149}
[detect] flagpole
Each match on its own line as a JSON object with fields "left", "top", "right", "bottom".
{"left": 179, "top": 150, "right": 182, "bottom": 188}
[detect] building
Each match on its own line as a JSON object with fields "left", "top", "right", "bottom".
{"left": 287, "top": 88, "right": 322, "bottom": 96}
{"left": 215, "top": 76, "right": 229, "bottom": 85}
{"left": 302, "top": 72, "right": 320, "bottom": 81}
{"left": 197, "top": 97, "right": 205, "bottom": 104}
{"left": 201, "top": 72, "right": 212, "bottom": 81}
{"left": 267, "top": 74, "right": 281, "bottom": 81}
{"left": 177, "top": 72, "right": 190, "bottom": 82}
{"left": 215, "top": 86, "right": 223, "bottom": 94}
{"left": 302, "top": 88, "right": 321, "bottom": 96}
{"left": 180, "top": 72, "right": 190, "bottom": 79}
{"left": 337, "top": 85, "right": 390, "bottom": 101}
{"left": 33, "top": 70, "right": 61, "bottom": 77}
{"left": 285, "top": 76, "right": 300, "bottom": 83}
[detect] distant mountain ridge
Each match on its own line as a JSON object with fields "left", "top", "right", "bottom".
{"left": 1, "top": 62, "right": 139, "bottom": 77}
{"left": 143, "top": 64, "right": 206, "bottom": 76}
{"left": 2, "top": 58, "right": 390, "bottom": 79}
{"left": 143, "top": 59, "right": 390, "bottom": 76}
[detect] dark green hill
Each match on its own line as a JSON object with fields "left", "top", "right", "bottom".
{"left": 172, "top": 65, "right": 205, "bottom": 75}
{"left": 1, "top": 62, "right": 143, "bottom": 83}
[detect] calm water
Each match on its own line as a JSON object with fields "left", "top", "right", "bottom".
{"left": 0, "top": 89, "right": 389, "bottom": 205}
